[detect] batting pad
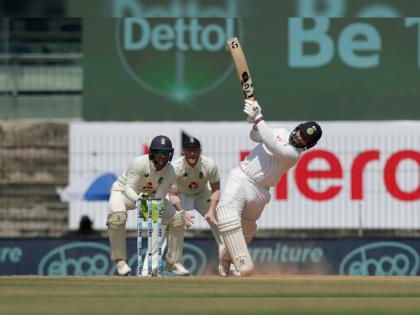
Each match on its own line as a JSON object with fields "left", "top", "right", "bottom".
{"left": 217, "top": 203, "right": 254, "bottom": 276}
{"left": 107, "top": 212, "right": 128, "bottom": 262}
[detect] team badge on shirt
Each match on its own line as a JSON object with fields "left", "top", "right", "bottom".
{"left": 142, "top": 182, "right": 153, "bottom": 190}
{"left": 188, "top": 181, "right": 199, "bottom": 190}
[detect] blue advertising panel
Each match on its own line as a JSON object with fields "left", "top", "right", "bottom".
{"left": 1, "top": 238, "right": 419, "bottom": 276}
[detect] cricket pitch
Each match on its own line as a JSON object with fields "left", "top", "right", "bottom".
{"left": 2, "top": 275, "right": 420, "bottom": 315}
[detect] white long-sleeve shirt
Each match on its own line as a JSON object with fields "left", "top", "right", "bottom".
{"left": 239, "top": 121, "right": 301, "bottom": 187}
{"left": 112, "top": 155, "right": 176, "bottom": 206}
{"left": 171, "top": 155, "right": 219, "bottom": 196}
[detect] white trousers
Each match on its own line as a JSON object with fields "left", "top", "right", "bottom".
{"left": 220, "top": 167, "right": 271, "bottom": 222}
{"left": 168, "top": 188, "right": 223, "bottom": 246}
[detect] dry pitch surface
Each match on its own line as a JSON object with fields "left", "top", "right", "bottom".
{"left": 2, "top": 275, "right": 420, "bottom": 315}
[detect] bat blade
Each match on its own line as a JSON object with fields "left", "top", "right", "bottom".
{"left": 227, "top": 37, "right": 255, "bottom": 100}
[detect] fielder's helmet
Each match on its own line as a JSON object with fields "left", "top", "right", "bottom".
{"left": 149, "top": 135, "right": 174, "bottom": 161}
{"left": 289, "top": 121, "right": 322, "bottom": 150}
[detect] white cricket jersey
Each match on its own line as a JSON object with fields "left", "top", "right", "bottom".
{"left": 239, "top": 121, "right": 301, "bottom": 187}
{"left": 112, "top": 154, "right": 176, "bottom": 204}
{"left": 171, "top": 155, "right": 219, "bottom": 195}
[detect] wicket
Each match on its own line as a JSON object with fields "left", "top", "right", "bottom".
{"left": 135, "top": 197, "right": 164, "bottom": 277}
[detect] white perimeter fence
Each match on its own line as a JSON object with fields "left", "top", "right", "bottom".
{"left": 68, "top": 121, "right": 420, "bottom": 231}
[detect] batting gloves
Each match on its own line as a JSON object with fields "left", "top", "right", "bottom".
{"left": 243, "top": 99, "right": 263, "bottom": 123}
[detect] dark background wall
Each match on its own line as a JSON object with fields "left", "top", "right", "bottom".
{"left": 83, "top": 17, "right": 420, "bottom": 121}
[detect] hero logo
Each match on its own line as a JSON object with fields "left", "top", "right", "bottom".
{"left": 339, "top": 242, "right": 420, "bottom": 276}
{"left": 114, "top": 0, "right": 242, "bottom": 101}
{"left": 240, "top": 149, "right": 420, "bottom": 202}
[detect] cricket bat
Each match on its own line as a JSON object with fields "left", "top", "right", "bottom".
{"left": 226, "top": 37, "right": 255, "bottom": 100}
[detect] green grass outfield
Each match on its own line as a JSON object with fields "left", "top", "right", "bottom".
{"left": 2, "top": 276, "right": 420, "bottom": 315}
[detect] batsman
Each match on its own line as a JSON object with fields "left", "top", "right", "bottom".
{"left": 216, "top": 100, "right": 323, "bottom": 276}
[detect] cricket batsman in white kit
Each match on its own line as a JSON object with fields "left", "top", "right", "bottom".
{"left": 165, "top": 134, "right": 222, "bottom": 275}
{"left": 107, "top": 135, "right": 176, "bottom": 276}
{"left": 216, "top": 100, "right": 323, "bottom": 277}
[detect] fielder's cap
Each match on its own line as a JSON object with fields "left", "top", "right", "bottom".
{"left": 181, "top": 131, "right": 201, "bottom": 149}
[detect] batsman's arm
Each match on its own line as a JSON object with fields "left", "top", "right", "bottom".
{"left": 250, "top": 128, "right": 262, "bottom": 142}
{"left": 256, "top": 120, "right": 298, "bottom": 162}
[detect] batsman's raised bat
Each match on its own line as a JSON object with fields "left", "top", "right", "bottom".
{"left": 227, "top": 37, "right": 255, "bottom": 100}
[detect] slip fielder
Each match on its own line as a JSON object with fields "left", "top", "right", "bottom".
{"left": 143, "top": 134, "right": 223, "bottom": 275}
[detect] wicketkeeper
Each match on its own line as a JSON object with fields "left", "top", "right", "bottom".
{"left": 107, "top": 135, "right": 176, "bottom": 276}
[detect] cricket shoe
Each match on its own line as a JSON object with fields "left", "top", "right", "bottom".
{"left": 218, "top": 260, "right": 231, "bottom": 277}
{"left": 166, "top": 262, "right": 190, "bottom": 276}
{"left": 219, "top": 261, "right": 241, "bottom": 277}
{"left": 116, "top": 260, "right": 131, "bottom": 276}
{"left": 230, "top": 264, "right": 241, "bottom": 277}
